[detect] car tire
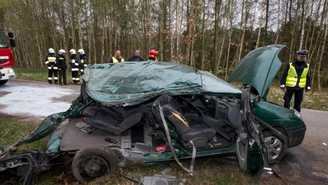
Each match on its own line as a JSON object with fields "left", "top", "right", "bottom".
{"left": 72, "top": 145, "right": 119, "bottom": 183}
{"left": 263, "top": 129, "right": 287, "bottom": 164}
{"left": 0, "top": 80, "right": 8, "bottom": 85}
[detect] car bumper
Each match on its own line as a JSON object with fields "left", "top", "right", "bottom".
{"left": 0, "top": 67, "right": 15, "bottom": 80}
{"left": 287, "top": 127, "right": 306, "bottom": 147}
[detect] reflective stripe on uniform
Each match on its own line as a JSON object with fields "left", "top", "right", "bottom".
{"left": 80, "top": 69, "right": 84, "bottom": 72}
{"left": 75, "top": 63, "right": 79, "bottom": 66}
{"left": 53, "top": 67, "right": 58, "bottom": 70}
{"left": 112, "top": 57, "right": 124, "bottom": 63}
{"left": 45, "top": 61, "right": 49, "bottom": 64}
{"left": 48, "top": 57, "right": 56, "bottom": 63}
{"left": 71, "top": 68, "right": 79, "bottom": 71}
{"left": 48, "top": 67, "right": 52, "bottom": 70}
{"left": 84, "top": 64, "right": 88, "bottom": 67}
{"left": 81, "top": 60, "right": 84, "bottom": 64}
{"left": 286, "top": 63, "right": 309, "bottom": 88}
{"left": 54, "top": 77, "right": 58, "bottom": 80}
{"left": 48, "top": 77, "right": 53, "bottom": 80}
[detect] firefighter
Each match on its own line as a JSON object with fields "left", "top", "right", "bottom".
{"left": 57, "top": 49, "right": 67, "bottom": 86}
{"left": 69, "top": 49, "right": 80, "bottom": 84}
{"left": 280, "top": 50, "right": 311, "bottom": 112}
{"left": 109, "top": 50, "right": 124, "bottom": 63}
{"left": 44, "top": 48, "right": 58, "bottom": 84}
{"left": 148, "top": 49, "right": 158, "bottom": 61}
{"left": 78, "top": 49, "right": 88, "bottom": 74}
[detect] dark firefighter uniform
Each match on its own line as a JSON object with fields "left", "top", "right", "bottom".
{"left": 70, "top": 53, "right": 80, "bottom": 84}
{"left": 79, "top": 54, "right": 88, "bottom": 73}
{"left": 57, "top": 51, "right": 67, "bottom": 85}
{"left": 280, "top": 50, "right": 311, "bottom": 112}
{"left": 44, "top": 53, "right": 58, "bottom": 84}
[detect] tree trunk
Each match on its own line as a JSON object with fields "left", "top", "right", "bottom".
{"left": 200, "top": 0, "right": 206, "bottom": 70}
{"left": 256, "top": 0, "right": 265, "bottom": 48}
{"left": 299, "top": 0, "right": 306, "bottom": 50}
{"left": 275, "top": 0, "right": 281, "bottom": 44}
{"left": 263, "top": 0, "right": 269, "bottom": 42}
{"left": 238, "top": 0, "right": 248, "bottom": 61}
{"left": 317, "top": 25, "right": 328, "bottom": 91}
{"left": 212, "top": 0, "right": 222, "bottom": 75}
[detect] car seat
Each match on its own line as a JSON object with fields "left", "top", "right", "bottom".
{"left": 83, "top": 104, "right": 148, "bottom": 134}
{"left": 153, "top": 95, "right": 216, "bottom": 148}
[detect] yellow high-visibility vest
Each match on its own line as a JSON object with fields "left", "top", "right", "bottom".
{"left": 112, "top": 57, "right": 124, "bottom": 63}
{"left": 286, "top": 63, "right": 309, "bottom": 88}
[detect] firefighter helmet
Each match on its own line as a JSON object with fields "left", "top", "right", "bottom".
{"left": 149, "top": 49, "right": 157, "bottom": 58}
{"left": 70, "top": 49, "right": 76, "bottom": 55}
{"left": 59, "top": 49, "right": 66, "bottom": 55}
{"left": 48, "top": 48, "right": 55, "bottom": 54}
{"left": 78, "top": 49, "right": 85, "bottom": 55}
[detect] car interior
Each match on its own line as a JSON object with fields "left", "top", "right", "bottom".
{"left": 60, "top": 94, "right": 241, "bottom": 153}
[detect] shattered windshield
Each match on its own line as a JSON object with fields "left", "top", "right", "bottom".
{"left": 0, "top": 31, "right": 7, "bottom": 48}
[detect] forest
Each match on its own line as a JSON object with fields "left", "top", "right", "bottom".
{"left": 0, "top": 0, "right": 328, "bottom": 90}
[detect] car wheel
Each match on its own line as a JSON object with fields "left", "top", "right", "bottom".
{"left": 72, "top": 145, "right": 119, "bottom": 183}
{"left": 263, "top": 130, "right": 287, "bottom": 164}
{"left": 0, "top": 80, "right": 8, "bottom": 85}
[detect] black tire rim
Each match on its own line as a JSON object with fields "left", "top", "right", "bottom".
{"left": 80, "top": 155, "right": 109, "bottom": 180}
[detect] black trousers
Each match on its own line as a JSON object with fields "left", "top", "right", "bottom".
{"left": 71, "top": 70, "right": 80, "bottom": 83}
{"left": 283, "top": 88, "right": 304, "bottom": 112}
{"left": 58, "top": 68, "right": 67, "bottom": 85}
{"left": 47, "top": 69, "right": 58, "bottom": 84}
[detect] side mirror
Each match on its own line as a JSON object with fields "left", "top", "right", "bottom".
{"left": 9, "top": 38, "right": 15, "bottom": 48}
{"left": 8, "top": 32, "right": 14, "bottom": 38}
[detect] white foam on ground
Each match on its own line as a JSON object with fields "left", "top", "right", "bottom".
{"left": 0, "top": 85, "right": 76, "bottom": 117}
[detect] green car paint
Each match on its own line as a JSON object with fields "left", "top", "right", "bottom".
{"left": 228, "top": 44, "right": 285, "bottom": 98}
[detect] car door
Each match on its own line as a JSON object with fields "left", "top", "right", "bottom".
{"left": 236, "top": 86, "right": 268, "bottom": 174}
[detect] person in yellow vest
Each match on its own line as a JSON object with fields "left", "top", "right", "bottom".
{"left": 280, "top": 50, "right": 311, "bottom": 112}
{"left": 108, "top": 50, "right": 124, "bottom": 63}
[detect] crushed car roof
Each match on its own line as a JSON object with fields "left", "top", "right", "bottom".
{"left": 83, "top": 62, "right": 241, "bottom": 106}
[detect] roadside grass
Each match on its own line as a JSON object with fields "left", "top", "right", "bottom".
{"left": 0, "top": 117, "right": 47, "bottom": 150}
{"left": 267, "top": 86, "right": 328, "bottom": 111}
{"left": 14, "top": 68, "right": 48, "bottom": 82}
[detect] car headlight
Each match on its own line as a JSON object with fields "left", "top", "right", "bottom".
{"left": 294, "top": 109, "right": 302, "bottom": 119}
{"left": 8, "top": 69, "right": 14, "bottom": 74}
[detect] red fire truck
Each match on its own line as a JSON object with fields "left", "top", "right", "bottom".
{"left": 0, "top": 31, "right": 15, "bottom": 85}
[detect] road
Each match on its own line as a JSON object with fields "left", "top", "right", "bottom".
{"left": 272, "top": 109, "right": 328, "bottom": 185}
{"left": 0, "top": 79, "right": 328, "bottom": 185}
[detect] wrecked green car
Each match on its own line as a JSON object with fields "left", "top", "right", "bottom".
{"left": 0, "top": 45, "right": 306, "bottom": 184}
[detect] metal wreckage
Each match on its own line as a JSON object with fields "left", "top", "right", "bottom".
{"left": 0, "top": 45, "right": 306, "bottom": 185}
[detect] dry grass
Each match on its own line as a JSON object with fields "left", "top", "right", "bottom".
{"left": 267, "top": 86, "right": 328, "bottom": 111}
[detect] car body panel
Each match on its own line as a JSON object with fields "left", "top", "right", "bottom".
{"left": 83, "top": 62, "right": 241, "bottom": 106}
{"left": 228, "top": 45, "right": 286, "bottom": 98}
{"left": 253, "top": 101, "right": 306, "bottom": 147}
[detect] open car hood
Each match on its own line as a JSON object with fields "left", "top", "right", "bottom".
{"left": 228, "top": 45, "right": 286, "bottom": 97}
{"left": 83, "top": 62, "right": 241, "bottom": 106}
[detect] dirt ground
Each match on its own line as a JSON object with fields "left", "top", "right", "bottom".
{"left": 1, "top": 79, "right": 328, "bottom": 185}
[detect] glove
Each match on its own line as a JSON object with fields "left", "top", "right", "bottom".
{"left": 280, "top": 84, "right": 285, "bottom": 91}
{"left": 306, "top": 86, "right": 311, "bottom": 92}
